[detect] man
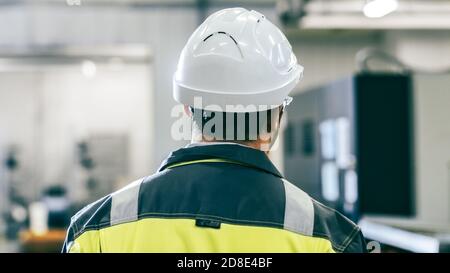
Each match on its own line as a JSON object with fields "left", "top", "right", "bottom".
{"left": 63, "top": 8, "right": 366, "bottom": 253}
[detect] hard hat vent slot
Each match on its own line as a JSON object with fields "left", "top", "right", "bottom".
{"left": 201, "top": 31, "right": 243, "bottom": 59}
{"left": 203, "top": 31, "right": 239, "bottom": 47}
{"left": 203, "top": 33, "right": 214, "bottom": 42}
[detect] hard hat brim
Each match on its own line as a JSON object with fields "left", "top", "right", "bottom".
{"left": 173, "top": 65, "right": 303, "bottom": 113}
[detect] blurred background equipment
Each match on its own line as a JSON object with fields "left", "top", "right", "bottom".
{"left": 77, "top": 135, "right": 129, "bottom": 202}
{"left": 284, "top": 72, "right": 414, "bottom": 221}
{"left": 283, "top": 51, "right": 450, "bottom": 251}
{"left": 0, "top": 0, "right": 450, "bottom": 253}
{"left": 42, "top": 186, "right": 71, "bottom": 230}
{"left": 1, "top": 146, "right": 28, "bottom": 241}
{"left": 19, "top": 186, "right": 71, "bottom": 253}
{"left": 0, "top": 45, "right": 153, "bottom": 252}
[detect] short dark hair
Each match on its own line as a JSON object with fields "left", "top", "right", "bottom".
{"left": 190, "top": 107, "right": 280, "bottom": 142}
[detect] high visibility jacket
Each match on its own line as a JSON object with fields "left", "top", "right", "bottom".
{"left": 63, "top": 143, "right": 366, "bottom": 253}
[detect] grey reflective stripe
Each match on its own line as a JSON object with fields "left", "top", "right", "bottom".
{"left": 110, "top": 178, "right": 143, "bottom": 226}
{"left": 282, "top": 178, "right": 314, "bottom": 236}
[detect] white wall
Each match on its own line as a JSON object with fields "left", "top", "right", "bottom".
{"left": 0, "top": 5, "right": 198, "bottom": 173}
{"left": 0, "top": 72, "right": 41, "bottom": 203}
{"left": 0, "top": 63, "right": 153, "bottom": 201}
{"left": 384, "top": 30, "right": 450, "bottom": 71}
{"left": 413, "top": 74, "right": 450, "bottom": 224}
{"left": 290, "top": 31, "right": 384, "bottom": 93}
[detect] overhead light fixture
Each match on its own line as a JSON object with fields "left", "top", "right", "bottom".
{"left": 363, "top": 0, "right": 398, "bottom": 18}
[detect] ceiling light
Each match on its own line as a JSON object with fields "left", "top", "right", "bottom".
{"left": 81, "top": 60, "right": 97, "bottom": 78}
{"left": 363, "top": 0, "right": 398, "bottom": 18}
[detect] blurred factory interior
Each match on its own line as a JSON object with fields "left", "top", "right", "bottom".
{"left": 0, "top": 0, "right": 450, "bottom": 253}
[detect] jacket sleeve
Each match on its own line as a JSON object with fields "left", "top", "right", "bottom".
{"left": 343, "top": 229, "right": 368, "bottom": 253}
{"left": 61, "top": 226, "right": 74, "bottom": 253}
{"left": 62, "top": 223, "right": 101, "bottom": 253}
{"left": 62, "top": 195, "right": 111, "bottom": 253}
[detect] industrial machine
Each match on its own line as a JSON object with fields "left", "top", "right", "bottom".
{"left": 284, "top": 73, "right": 415, "bottom": 221}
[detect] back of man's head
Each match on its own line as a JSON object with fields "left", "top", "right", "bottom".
{"left": 173, "top": 8, "right": 303, "bottom": 150}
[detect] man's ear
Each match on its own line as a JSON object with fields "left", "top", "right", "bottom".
{"left": 184, "top": 105, "right": 192, "bottom": 117}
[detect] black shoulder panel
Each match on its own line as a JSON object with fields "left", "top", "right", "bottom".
{"left": 62, "top": 195, "right": 111, "bottom": 252}
{"left": 138, "top": 162, "right": 286, "bottom": 229}
{"left": 312, "top": 200, "right": 367, "bottom": 253}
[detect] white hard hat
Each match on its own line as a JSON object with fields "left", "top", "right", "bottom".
{"left": 173, "top": 7, "right": 303, "bottom": 113}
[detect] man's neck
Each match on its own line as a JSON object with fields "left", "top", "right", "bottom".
{"left": 191, "top": 139, "right": 271, "bottom": 153}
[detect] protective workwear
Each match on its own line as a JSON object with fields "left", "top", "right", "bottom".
{"left": 63, "top": 143, "right": 366, "bottom": 253}
{"left": 173, "top": 8, "right": 303, "bottom": 112}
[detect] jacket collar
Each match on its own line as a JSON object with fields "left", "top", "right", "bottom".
{"left": 158, "top": 142, "right": 283, "bottom": 178}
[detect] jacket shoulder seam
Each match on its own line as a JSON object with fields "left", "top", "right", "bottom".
{"left": 340, "top": 225, "right": 362, "bottom": 252}
{"left": 311, "top": 199, "right": 360, "bottom": 252}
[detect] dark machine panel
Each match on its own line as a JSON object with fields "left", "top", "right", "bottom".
{"left": 284, "top": 73, "right": 414, "bottom": 220}
{"left": 355, "top": 74, "right": 414, "bottom": 216}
